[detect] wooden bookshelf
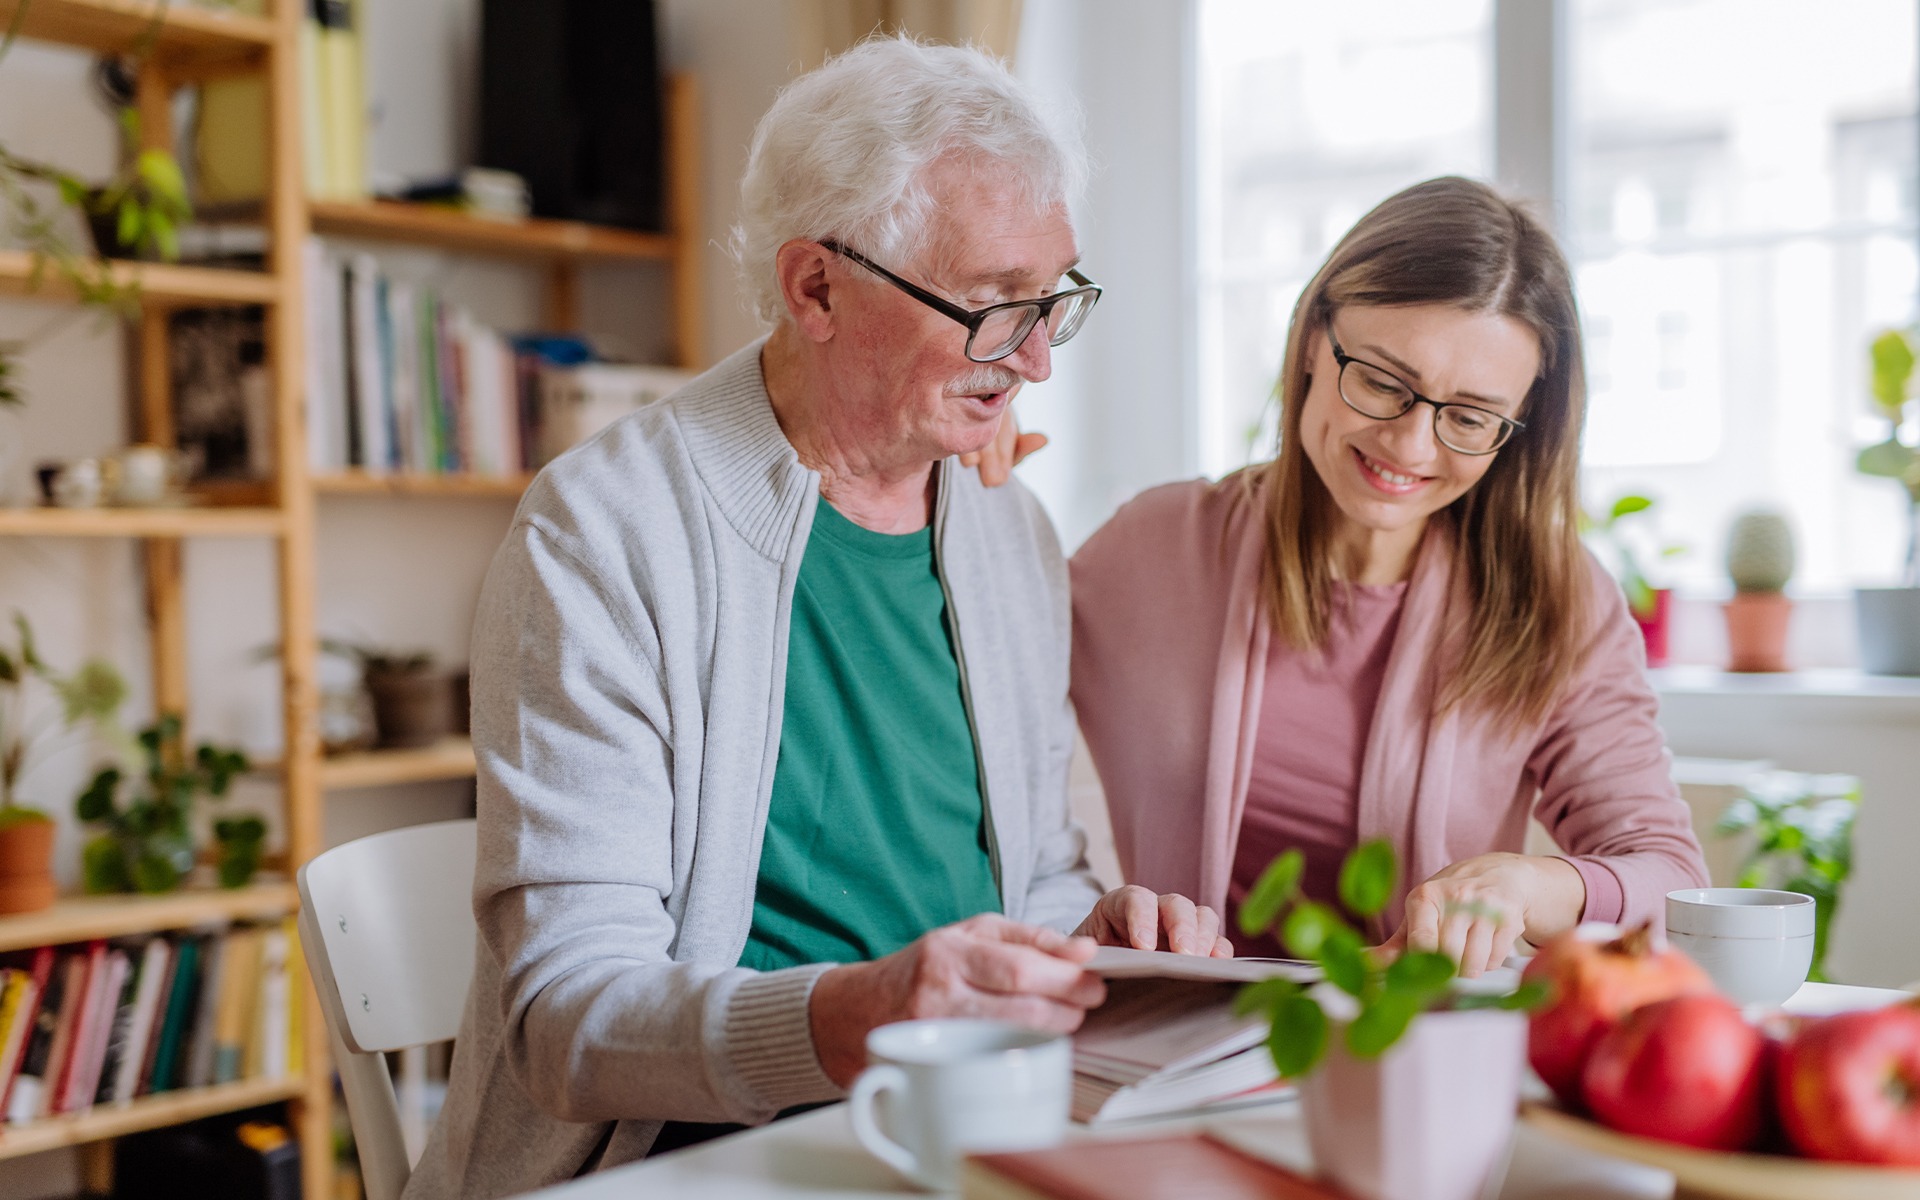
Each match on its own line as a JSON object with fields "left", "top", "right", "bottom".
{"left": 0, "top": 0, "right": 274, "bottom": 76}
{"left": 0, "top": 250, "right": 279, "bottom": 307}
{"left": 0, "top": 883, "right": 298, "bottom": 954}
{"left": 309, "top": 199, "right": 675, "bottom": 263}
{"left": 320, "top": 738, "right": 477, "bottom": 790}
{"left": 0, "top": 506, "right": 284, "bottom": 538}
{"left": 0, "top": 1076, "right": 305, "bottom": 1161}
{"left": 310, "top": 471, "right": 533, "bottom": 498}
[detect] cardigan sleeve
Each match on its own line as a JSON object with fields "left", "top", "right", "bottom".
{"left": 1525, "top": 558, "right": 1710, "bottom": 929}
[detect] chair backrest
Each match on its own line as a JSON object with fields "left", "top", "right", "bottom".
{"left": 298, "top": 818, "right": 478, "bottom": 1200}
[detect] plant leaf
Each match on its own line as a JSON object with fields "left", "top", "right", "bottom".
{"left": 1281, "top": 901, "right": 1339, "bottom": 960}
{"left": 1384, "top": 950, "right": 1456, "bottom": 1000}
{"left": 1238, "top": 849, "right": 1303, "bottom": 937}
{"left": 1338, "top": 839, "right": 1397, "bottom": 918}
{"left": 1347, "top": 990, "right": 1420, "bottom": 1059}
{"left": 1320, "top": 928, "right": 1369, "bottom": 998}
{"left": 1267, "top": 993, "right": 1328, "bottom": 1079}
{"left": 1234, "top": 976, "right": 1301, "bottom": 1018}
{"left": 1609, "top": 494, "right": 1654, "bottom": 522}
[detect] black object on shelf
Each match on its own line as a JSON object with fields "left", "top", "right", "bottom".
{"left": 112, "top": 1106, "right": 300, "bottom": 1200}
{"left": 478, "top": 0, "right": 665, "bottom": 232}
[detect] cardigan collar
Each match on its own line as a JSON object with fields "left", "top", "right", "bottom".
{"left": 672, "top": 336, "right": 820, "bottom": 561}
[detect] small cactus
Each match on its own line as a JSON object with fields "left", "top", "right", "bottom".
{"left": 1725, "top": 510, "right": 1795, "bottom": 593}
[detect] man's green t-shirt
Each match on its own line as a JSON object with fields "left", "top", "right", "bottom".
{"left": 738, "top": 500, "right": 1003, "bottom": 971}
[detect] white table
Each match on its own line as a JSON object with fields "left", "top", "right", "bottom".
{"left": 521, "top": 982, "right": 1909, "bottom": 1199}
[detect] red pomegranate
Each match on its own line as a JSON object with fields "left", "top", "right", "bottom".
{"left": 1777, "top": 1001, "right": 1920, "bottom": 1165}
{"left": 1523, "top": 922, "right": 1713, "bottom": 1105}
{"left": 1581, "top": 994, "right": 1771, "bottom": 1151}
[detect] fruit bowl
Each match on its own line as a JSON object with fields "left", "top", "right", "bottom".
{"left": 1521, "top": 1102, "right": 1920, "bottom": 1200}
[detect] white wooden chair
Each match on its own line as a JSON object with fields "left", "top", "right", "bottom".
{"left": 297, "top": 819, "right": 478, "bottom": 1200}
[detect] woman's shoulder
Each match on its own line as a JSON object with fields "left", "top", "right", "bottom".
{"left": 1077, "top": 469, "right": 1266, "bottom": 566}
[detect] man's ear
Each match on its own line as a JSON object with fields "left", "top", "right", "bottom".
{"left": 775, "top": 240, "right": 837, "bottom": 344}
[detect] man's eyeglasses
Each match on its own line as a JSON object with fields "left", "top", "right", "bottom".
{"left": 1328, "top": 331, "right": 1526, "bottom": 456}
{"left": 820, "top": 240, "right": 1102, "bottom": 364}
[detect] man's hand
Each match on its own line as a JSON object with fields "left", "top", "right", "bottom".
{"left": 1380, "top": 852, "right": 1586, "bottom": 979}
{"left": 808, "top": 914, "right": 1104, "bottom": 1088}
{"left": 959, "top": 400, "right": 1049, "bottom": 487}
{"left": 1072, "top": 885, "right": 1234, "bottom": 958}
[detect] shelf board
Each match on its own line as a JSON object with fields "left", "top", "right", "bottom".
{"left": 0, "top": 1076, "right": 304, "bottom": 1161}
{"left": 309, "top": 200, "right": 675, "bottom": 263}
{"left": 320, "top": 737, "right": 476, "bottom": 791}
{"left": 0, "top": 249, "right": 279, "bottom": 307}
{"left": 311, "top": 471, "right": 532, "bottom": 498}
{"left": 0, "top": 882, "right": 298, "bottom": 954}
{"left": 0, "top": 505, "right": 284, "bottom": 538}
{"left": 0, "top": 0, "right": 275, "bottom": 74}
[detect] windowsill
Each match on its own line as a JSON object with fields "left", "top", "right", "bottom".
{"left": 1649, "top": 665, "right": 1920, "bottom": 700}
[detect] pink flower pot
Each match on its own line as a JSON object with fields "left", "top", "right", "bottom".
{"left": 1302, "top": 1009, "right": 1527, "bottom": 1200}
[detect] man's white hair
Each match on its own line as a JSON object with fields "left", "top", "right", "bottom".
{"left": 729, "top": 35, "right": 1088, "bottom": 327}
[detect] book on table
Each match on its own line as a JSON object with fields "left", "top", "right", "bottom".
{"left": 1071, "top": 948, "right": 1317, "bottom": 1125}
{"left": 961, "top": 1131, "right": 1352, "bottom": 1200}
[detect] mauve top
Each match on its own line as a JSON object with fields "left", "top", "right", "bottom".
{"left": 1069, "top": 473, "right": 1709, "bottom": 940}
{"left": 1229, "top": 581, "right": 1406, "bottom": 948}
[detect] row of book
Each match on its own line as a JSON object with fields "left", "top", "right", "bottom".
{"left": 0, "top": 920, "right": 304, "bottom": 1127}
{"left": 304, "top": 240, "right": 694, "bottom": 478}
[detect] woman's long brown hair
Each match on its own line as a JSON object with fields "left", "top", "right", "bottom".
{"left": 1256, "top": 176, "right": 1590, "bottom": 731}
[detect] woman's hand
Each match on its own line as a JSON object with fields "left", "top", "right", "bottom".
{"left": 959, "top": 398, "right": 1049, "bottom": 487}
{"left": 1073, "top": 885, "right": 1235, "bottom": 957}
{"left": 1380, "top": 852, "right": 1586, "bottom": 978}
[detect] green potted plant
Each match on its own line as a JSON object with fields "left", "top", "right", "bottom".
{"left": 1581, "top": 493, "right": 1685, "bottom": 666}
{"left": 1856, "top": 328, "right": 1920, "bottom": 674}
{"left": 1235, "top": 842, "right": 1544, "bottom": 1200}
{"left": 0, "top": 613, "right": 127, "bottom": 912}
{"left": 1714, "top": 769, "right": 1857, "bottom": 982}
{"left": 75, "top": 713, "right": 257, "bottom": 893}
{"left": 1722, "top": 508, "right": 1795, "bottom": 673}
{"left": 321, "top": 639, "right": 455, "bottom": 749}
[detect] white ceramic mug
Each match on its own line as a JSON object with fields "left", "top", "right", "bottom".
{"left": 848, "top": 1019, "right": 1071, "bottom": 1191}
{"left": 1666, "top": 887, "right": 1816, "bottom": 1008}
{"left": 114, "top": 443, "right": 187, "bottom": 506}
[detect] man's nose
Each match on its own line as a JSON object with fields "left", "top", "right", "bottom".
{"left": 1002, "top": 318, "right": 1053, "bottom": 384}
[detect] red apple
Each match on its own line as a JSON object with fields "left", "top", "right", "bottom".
{"left": 1524, "top": 922, "right": 1714, "bottom": 1105}
{"left": 1581, "top": 994, "right": 1770, "bottom": 1151}
{"left": 1777, "top": 1002, "right": 1920, "bottom": 1165}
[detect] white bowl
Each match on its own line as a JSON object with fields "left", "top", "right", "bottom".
{"left": 1665, "top": 888, "right": 1816, "bottom": 1007}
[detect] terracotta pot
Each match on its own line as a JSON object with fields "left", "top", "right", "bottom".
{"left": 364, "top": 668, "right": 455, "bottom": 749}
{"left": 1724, "top": 592, "right": 1792, "bottom": 673}
{"left": 1301, "top": 1008, "right": 1526, "bottom": 1200}
{"left": 0, "top": 817, "right": 58, "bottom": 914}
{"left": 1633, "top": 588, "right": 1673, "bottom": 668}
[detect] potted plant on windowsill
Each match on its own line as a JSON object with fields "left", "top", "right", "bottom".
{"left": 1855, "top": 329, "right": 1920, "bottom": 674}
{"left": 1235, "top": 843, "right": 1545, "bottom": 1200}
{"left": 0, "top": 613, "right": 128, "bottom": 912}
{"left": 1581, "top": 494, "right": 1684, "bottom": 667}
{"left": 1722, "top": 508, "right": 1795, "bottom": 672}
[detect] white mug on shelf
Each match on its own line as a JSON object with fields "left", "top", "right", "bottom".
{"left": 848, "top": 1018, "right": 1071, "bottom": 1191}
{"left": 113, "top": 443, "right": 188, "bottom": 506}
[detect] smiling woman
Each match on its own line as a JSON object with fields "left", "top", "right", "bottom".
{"left": 1070, "top": 176, "right": 1712, "bottom": 980}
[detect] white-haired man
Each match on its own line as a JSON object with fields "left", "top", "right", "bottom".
{"left": 405, "top": 38, "right": 1228, "bottom": 1197}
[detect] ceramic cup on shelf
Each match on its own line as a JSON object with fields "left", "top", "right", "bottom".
{"left": 849, "top": 1018, "right": 1071, "bottom": 1191}
{"left": 1665, "top": 887, "right": 1815, "bottom": 1008}
{"left": 43, "top": 457, "right": 110, "bottom": 508}
{"left": 113, "top": 443, "right": 189, "bottom": 506}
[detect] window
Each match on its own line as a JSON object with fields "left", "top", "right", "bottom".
{"left": 1196, "top": 0, "right": 1918, "bottom": 593}
{"left": 1195, "top": 0, "right": 1493, "bottom": 477}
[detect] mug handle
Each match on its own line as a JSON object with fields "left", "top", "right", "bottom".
{"left": 849, "top": 1064, "right": 925, "bottom": 1184}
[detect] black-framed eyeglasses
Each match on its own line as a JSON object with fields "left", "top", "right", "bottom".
{"left": 1327, "top": 331, "right": 1526, "bottom": 456}
{"left": 820, "top": 240, "right": 1102, "bottom": 364}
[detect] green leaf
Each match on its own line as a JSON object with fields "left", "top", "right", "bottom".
{"left": 1281, "top": 901, "right": 1340, "bottom": 960}
{"left": 1384, "top": 950, "right": 1455, "bottom": 1000}
{"left": 1238, "top": 849, "right": 1303, "bottom": 937}
{"left": 56, "top": 659, "right": 127, "bottom": 723}
{"left": 1609, "top": 494, "right": 1654, "bottom": 522}
{"left": 1869, "top": 329, "right": 1916, "bottom": 416}
{"left": 1319, "top": 928, "right": 1370, "bottom": 998}
{"left": 75, "top": 767, "right": 120, "bottom": 823}
{"left": 0, "top": 651, "right": 15, "bottom": 684}
{"left": 81, "top": 835, "right": 130, "bottom": 894}
{"left": 1234, "top": 976, "right": 1301, "bottom": 1019}
{"left": 1338, "top": 840, "right": 1397, "bottom": 918}
{"left": 14, "top": 613, "right": 41, "bottom": 671}
{"left": 132, "top": 852, "right": 179, "bottom": 894}
{"left": 1347, "top": 990, "right": 1420, "bottom": 1059}
{"left": 1267, "top": 993, "right": 1329, "bottom": 1079}
{"left": 1858, "top": 439, "right": 1918, "bottom": 479}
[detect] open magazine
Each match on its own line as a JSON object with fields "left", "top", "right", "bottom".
{"left": 1071, "top": 949, "right": 1320, "bottom": 1125}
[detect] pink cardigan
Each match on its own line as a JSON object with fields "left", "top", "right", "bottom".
{"left": 1069, "top": 477, "right": 1708, "bottom": 937}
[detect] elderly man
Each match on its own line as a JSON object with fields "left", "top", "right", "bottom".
{"left": 405, "top": 38, "right": 1226, "bottom": 1198}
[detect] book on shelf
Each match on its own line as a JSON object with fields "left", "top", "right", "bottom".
{"left": 0, "top": 949, "right": 49, "bottom": 1115}
{"left": 53, "top": 940, "right": 111, "bottom": 1116}
{"left": 111, "top": 937, "right": 174, "bottom": 1105}
{"left": 87, "top": 945, "right": 139, "bottom": 1110}
{"left": 960, "top": 1132, "right": 1350, "bottom": 1200}
{"left": 7, "top": 949, "right": 68, "bottom": 1124}
{"left": 146, "top": 933, "right": 205, "bottom": 1095}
